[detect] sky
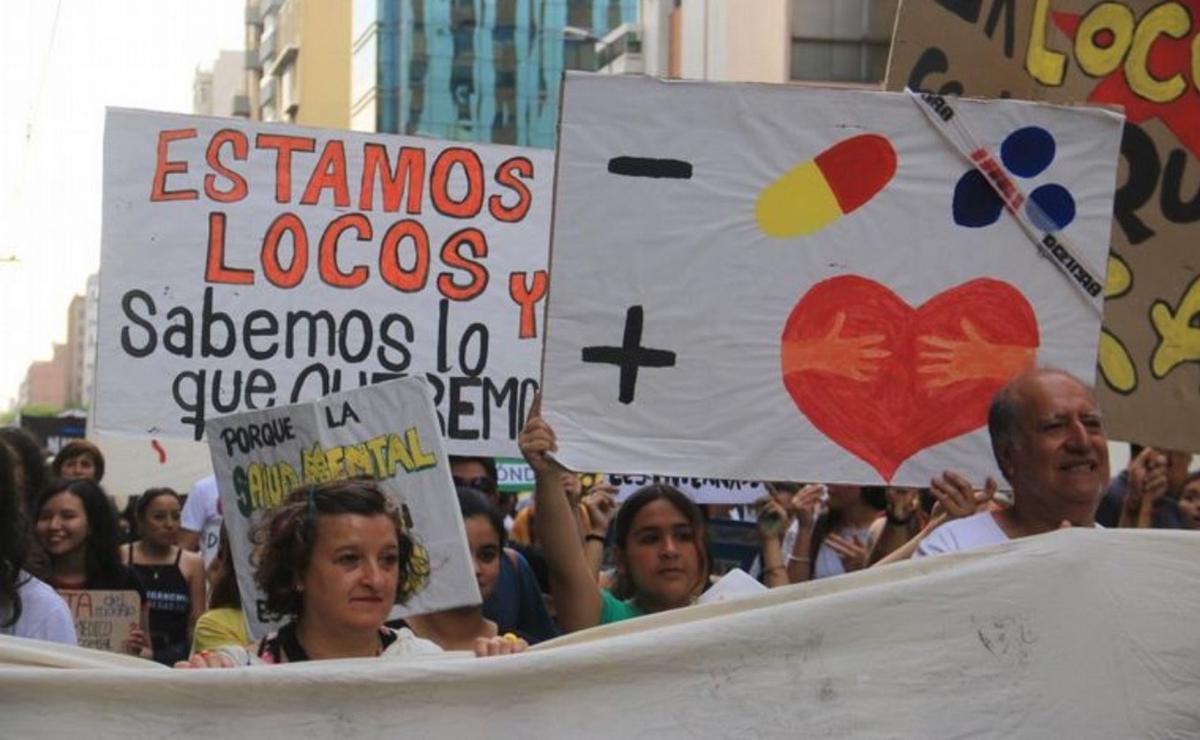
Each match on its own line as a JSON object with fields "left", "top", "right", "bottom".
{"left": 0, "top": 0, "right": 246, "bottom": 409}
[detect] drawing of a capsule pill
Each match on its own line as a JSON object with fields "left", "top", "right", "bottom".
{"left": 756, "top": 133, "right": 897, "bottom": 238}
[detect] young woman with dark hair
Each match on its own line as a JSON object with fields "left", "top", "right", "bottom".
{"left": 33, "top": 478, "right": 149, "bottom": 655}
{"left": 118, "top": 487, "right": 206, "bottom": 665}
{"left": 0, "top": 441, "right": 75, "bottom": 644}
{"left": 177, "top": 479, "right": 526, "bottom": 667}
{"left": 518, "top": 396, "right": 711, "bottom": 632}
{"left": 408, "top": 487, "right": 557, "bottom": 646}
{"left": 461, "top": 486, "right": 557, "bottom": 643}
{"left": 403, "top": 486, "right": 510, "bottom": 649}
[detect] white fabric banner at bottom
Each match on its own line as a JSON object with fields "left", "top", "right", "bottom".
{"left": 2, "top": 529, "right": 1196, "bottom": 738}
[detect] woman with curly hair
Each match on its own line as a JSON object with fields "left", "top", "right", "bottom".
{"left": 178, "top": 479, "right": 526, "bottom": 667}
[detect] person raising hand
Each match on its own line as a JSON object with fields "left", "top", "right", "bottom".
{"left": 519, "top": 395, "right": 710, "bottom": 631}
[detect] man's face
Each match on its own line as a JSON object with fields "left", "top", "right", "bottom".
{"left": 1001, "top": 372, "right": 1110, "bottom": 508}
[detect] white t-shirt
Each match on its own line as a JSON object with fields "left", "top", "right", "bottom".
{"left": 915, "top": 511, "right": 1009, "bottom": 558}
{"left": 182, "top": 475, "right": 223, "bottom": 568}
{"left": 0, "top": 572, "right": 78, "bottom": 645}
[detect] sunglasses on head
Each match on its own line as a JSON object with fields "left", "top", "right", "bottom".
{"left": 453, "top": 475, "right": 497, "bottom": 494}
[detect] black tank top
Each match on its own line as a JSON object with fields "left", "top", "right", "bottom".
{"left": 128, "top": 546, "right": 191, "bottom": 666}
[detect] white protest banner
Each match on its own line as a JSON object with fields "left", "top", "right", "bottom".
{"left": 206, "top": 377, "right": 478, "bottom": 638}
{"left": 58, "top": 590, "right": 139, "bottom": 653}
{"left": 541, "top": 74, "right": 1123, "bottom": 486}
{"left": 4, "top": 531, "right": 1198, "bottom": 738}
{"left": 96, "top": 109, "right": 550, "bottom": 455}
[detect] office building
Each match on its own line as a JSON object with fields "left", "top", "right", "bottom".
{"left": 351, "top": 0, "right": 637, "bottom": 146}
{"left": 245, "top": 0, "right": 352, "bottom": 127}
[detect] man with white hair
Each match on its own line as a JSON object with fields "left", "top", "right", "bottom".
{"left": 917, "top": 367, "right": 1109, "bottom": 556}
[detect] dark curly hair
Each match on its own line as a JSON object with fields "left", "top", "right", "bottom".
{"left": 253, "top": 479, "right": 430, "bottom": 622}
{"left": 35, "top": 479, "right": 124, "bottom": 585}
{"left": 1, "top": 441, "right": 30, "bottom": 628}
{"left": 51, "top": 440, "right": 105, "bottom": 483}
{"left": 0, "top": 427, "right": 49, "bottom": 513}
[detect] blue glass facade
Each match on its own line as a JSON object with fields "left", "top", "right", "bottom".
{"left": 353, "top": 0, "right": 637, "bottom": 147}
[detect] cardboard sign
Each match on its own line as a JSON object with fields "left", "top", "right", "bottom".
{"left": 96, "top": 109, "right": 551, "bottom": 455}
{"left": 206, "top": 377, "right": 479, "bottom": 638}
{"left": 541, "top": 74, "right": 1123, "bottom": 485}
{"left": 58, "top": 590, "right": 140, "bottom": 653}
{"left": 885, "top": 0, "right": 1200, "bottom": 452}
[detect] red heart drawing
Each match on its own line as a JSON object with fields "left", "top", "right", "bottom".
{"left": 781, "top": 275, "right": 1039, "bottom": 480}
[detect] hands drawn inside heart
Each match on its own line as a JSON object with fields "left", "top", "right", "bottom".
{"left": 781, "top": 312, "right": 890, "bottom": 382}
{"left": 782, "top": 313, "right": 1035, "bottom": 387}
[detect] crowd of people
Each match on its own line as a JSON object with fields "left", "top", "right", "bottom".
{"left": 1, "top": 368, "right": 1196, "bottom": 670}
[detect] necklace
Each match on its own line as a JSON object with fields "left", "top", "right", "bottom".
{"left": 133, "top": 544, "right": 170, "bottom": 580}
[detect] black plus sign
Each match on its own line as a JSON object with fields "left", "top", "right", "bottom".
{"left": 581, "top": 305, "right": 677, "bottom": 404}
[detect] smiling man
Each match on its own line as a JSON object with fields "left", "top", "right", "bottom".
{"left": 917, "top": 368, "right": 1110, "bottom": 557}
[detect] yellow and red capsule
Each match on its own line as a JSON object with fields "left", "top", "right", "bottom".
{"left": 756, "top": 133, "right": 898, "bottom": 238}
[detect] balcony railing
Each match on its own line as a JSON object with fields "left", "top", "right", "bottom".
{"left": 260, "top": 29, "right": 277, "bottom": 63}
{"left": 260, "top": 78, "right": 277, "bottom": 107}
{"left": 595, "top": 23, "right": 642, "bottom": 72}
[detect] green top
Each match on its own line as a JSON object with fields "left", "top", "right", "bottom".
{"left": 599, "top": 589, "right": 646, "bottom": 625}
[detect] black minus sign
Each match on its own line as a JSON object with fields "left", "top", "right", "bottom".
{"left": 607, "top": 156, "right": 693, "bottom": 179}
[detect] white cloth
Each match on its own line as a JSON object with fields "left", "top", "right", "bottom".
{"left": 0, "top": 573, "right": 76, "bottom": 646}
{"left": 2, "top": 530, "right": 1198, "bottom": 738}
{"left": 214, "top": 626, "right": 443, "bottom": 666}
{"left": 915, "top": 511, "right": 1010, "bottom": 558}
{"left": 181, "top": 475, "right": 222, "bottom": 568}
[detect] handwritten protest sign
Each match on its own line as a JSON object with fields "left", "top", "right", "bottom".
{"left": 885, "top": 0, "right": 1200, "bottom": 452}
{"left": 59, "top": 590, "right": 139, "bottom": 653}
{"left": 95, "top": 109, "right": 550, "bottom": 455}
{"left": 206, "top": 377, "right": 478, "bottom": 638}
{"left": 541, "top": 74, "right": 1123, "bottom": 486}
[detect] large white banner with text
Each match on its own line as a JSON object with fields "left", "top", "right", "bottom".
{"left": 96, "top": 108, "right": 550, "bottom": 454}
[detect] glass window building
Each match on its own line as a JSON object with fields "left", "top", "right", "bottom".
{"left": 352, "top": 0, "right": 638, "bottom": 146}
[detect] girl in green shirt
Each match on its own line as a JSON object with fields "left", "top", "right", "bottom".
{"left": 520, "top": 396, "right": 711, "bottom": 631}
